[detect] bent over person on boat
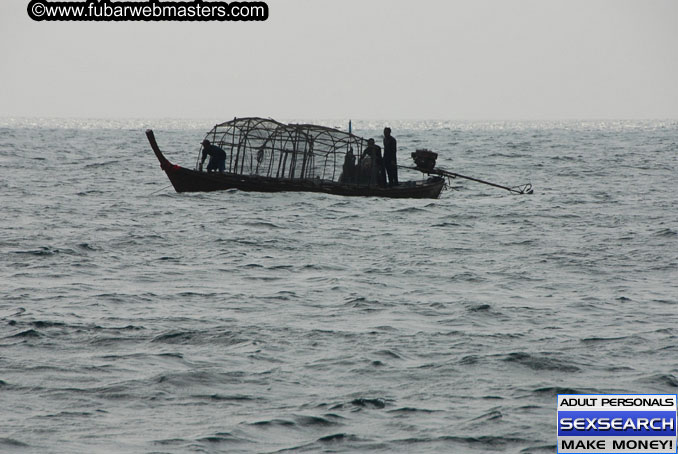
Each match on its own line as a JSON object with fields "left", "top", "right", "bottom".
{"left": 199, "top": 139, "right": 226, "bottom": 173}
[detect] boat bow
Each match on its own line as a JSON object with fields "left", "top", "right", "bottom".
{"left": 146, "top": 129, "right": 175, "bottom": 171}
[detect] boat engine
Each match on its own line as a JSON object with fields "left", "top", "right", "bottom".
{"left": 411, "top": 149, "right": 438, "bottom": 172}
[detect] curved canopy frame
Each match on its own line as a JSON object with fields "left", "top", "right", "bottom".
{"left": 198, "top": 117, "right": 367, "bottom": 182}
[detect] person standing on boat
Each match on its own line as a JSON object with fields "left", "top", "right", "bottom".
{"left": 361, "top": 138, "right": 386, "bottom": 186}
{"left": 199, "top": 139, "right": 226, "bottom": 173}
{"left": 339, "top": 147, "right": 357, "bottom": 183}
{"left": 383, "top": 127, "right": 398, "bottom": 186}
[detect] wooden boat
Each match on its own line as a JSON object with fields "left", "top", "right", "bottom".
{"left": 146, "top": 117, "right": 445, "bottom": 199}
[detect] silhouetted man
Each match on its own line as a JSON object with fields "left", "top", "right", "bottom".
{"left": 340, "top": 147, "right": 356, "bottom": 183}
{"left": 383, "top": 127, "right": 398, "bottom": 186}
{"left": 199, "top": 139, "right": 226, "bottom": 173}
{"left": 361, "top": 138, "right": 386, "bottom": 186}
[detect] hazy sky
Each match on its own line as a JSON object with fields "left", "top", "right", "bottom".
{"left": 1, "top": 0, "right": 677, "bottom": 119}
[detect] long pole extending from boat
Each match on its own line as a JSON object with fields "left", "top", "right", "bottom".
{"left": 402, "top": 164, "right": 533, "bottom": 195}
{"left": 432, "top": 167, "right": 533, "bottom": 194}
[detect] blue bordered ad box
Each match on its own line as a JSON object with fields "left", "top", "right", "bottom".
{"left": 558, "top": 394, "right": 678, "bottom": 453}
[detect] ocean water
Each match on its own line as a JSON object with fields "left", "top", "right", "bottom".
{"left": 1, "top": 118, "right": 677, "bottom": 453}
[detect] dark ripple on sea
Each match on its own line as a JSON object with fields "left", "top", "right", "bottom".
{"left": 1, "top": 119, "right": 677, "bottom": 453}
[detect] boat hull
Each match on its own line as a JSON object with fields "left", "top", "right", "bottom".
{"left": 164, "top": 165, "right": 445, "bottom": 198}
